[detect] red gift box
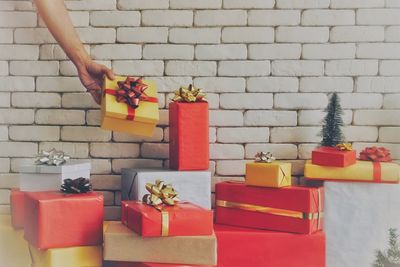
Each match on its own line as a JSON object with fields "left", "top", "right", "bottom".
{"left": 215, "top": 182, "right": 323, "bottom": 234}
{"left": 169, "top": 102, "right": 209, "bottom": 171}
{"left": 312, "top": 146, "right": 356, "bottom": 167}
{"left": 106, "top": 262, "right": 211, "bottom": 267}
{"left": 121, "top": 201, "right": 213, "bottom": 237}
{"left": 24, "top": 191, "right": 104, "bottom": 249}
{"left": 10, "top": 188, "right": 25, "bottom": 229}
{"left": 215, "top": 224, "right": 325, "bottom": 267}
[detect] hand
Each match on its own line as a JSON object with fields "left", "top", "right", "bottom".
{"left": 77, "top": 59, "right": 115, "bottom": 104}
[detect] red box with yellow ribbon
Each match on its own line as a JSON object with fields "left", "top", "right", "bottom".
{"left": 10, "top": 188, "right": 25, "bottom": 229}
{"left": 215, "top": 182, "right": 324, "bottom": 234}
{"left": 121, "top": 201, "right": 213, "bottom": 237}
{"left": 312, "top": 146, "right": 356, "bottom": 167}
{"left": 101, "top": 76, "right": 159, "bottom": 137}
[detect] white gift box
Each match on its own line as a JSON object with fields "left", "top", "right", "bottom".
{"left": 325, "top": 181, "right": 400, "bottom": 267}
{"left": 121, "top": 168, "right": 211, "bottom": 209}
{"left": 19, "top": 161, "right": 91, "bottom": 192}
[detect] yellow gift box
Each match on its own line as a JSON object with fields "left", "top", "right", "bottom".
{"left": 101, "top": 76, "right": 159, "bottom": 137}
{"left": 245, "top": 161, "right": 292, "bottom": 188}
{"left": 0, "top": 215, "right": 31, "bottom": 267}
{"left": 304, "top": 160, "right": 400, "bottom": 183}
{"left": 30, "top": 245, "right": 102, "bottom": 267}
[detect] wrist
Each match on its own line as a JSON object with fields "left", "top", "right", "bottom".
{"left": 71, "top": 48, "right": 91, "bottom": 71}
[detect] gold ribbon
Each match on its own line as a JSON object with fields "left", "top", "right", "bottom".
{"left": 254, "top": 151, "right": 275, "bottom": 163}
{"left": 161, "top": 211, "right": 169, "bottom": 237}
{"left": 336, "top": 143, "right": 353, "bottom": 151}
{"left": 172, "top": 84, "right": 206, "bottom": 103}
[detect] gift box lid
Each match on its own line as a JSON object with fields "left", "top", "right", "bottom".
{"left": 103, "top": 76, "right": 159, "bottom": 124}
{"left": 19, "top": 161, "right": 91, "bottom": 174}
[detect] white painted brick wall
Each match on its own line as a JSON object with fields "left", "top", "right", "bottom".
{"left": 0, "top": 0, "right": 398, "bottom": 218}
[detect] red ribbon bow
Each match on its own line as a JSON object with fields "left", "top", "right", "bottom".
{"left": 359, "top": 146, "right": 392, "bottom": 162}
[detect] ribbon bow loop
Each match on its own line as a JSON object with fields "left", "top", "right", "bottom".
{"left": 142, "top": 180, "right": 179, "bottom": 209}
{"left": 60, "top": 177, "right": 92, "bottom": 194}
{"left": 359, "top": 146, "right": 392, "bottom": 162}
{"left": 255, "top": 152, "right": 276, "bottom": 163}
{"left": 336, "top": 143, "right": 353, "bottom": 151}
{"left": 35, "top": 148, "right": 70, "bottom": 166}
{"left": 172, "top": 84, "right": 206, "bottom": 103}
{"left": 114, "top": 77, "right": 150, "bottom": 109}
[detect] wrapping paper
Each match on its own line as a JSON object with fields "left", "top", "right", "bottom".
{"left": 24, "top": 191, "right": 104, "bottom": 249}
{"left": 324, "top": 182, "right": 400, "bottom": 267}
{"left": 245, "top": 161, "right": 292, "bottom": 188}
{"left": 215, "top": 224, "right": 325, "bottom": 267}
{"left": 10, "top": 188, "right": 25, "bottom": 229}
{"left": 215, "top": 182, "right": 324, "bottom": 234}
{"left": 121, "top": 201, "right": 213, "bottom": 237}
{"left": 0, "top": 215, "right": 32, "bottom": 267}
{"left": 104, "top": 222, "right": 217, "bottom": 265}
{"left": 19, "top": 161, "right": 91, "bottom": 192}
{"left": 30, "top": 245, "right": 102, "bottom": 267}
{"left": 101, "top": 76, "right": 159, "bottom": 137}
{"left": 121, "top": 168, "right": 211, "bottom": 209}
{"left": 312, "top": 146, "right": 356, "bottom": 167}
{"left": 304, "top": 160, "right": 399, "bottom": 183}
{"left": 169, "top": 102, "right": 209, "bottom": 171}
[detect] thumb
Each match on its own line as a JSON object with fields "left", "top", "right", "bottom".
{"left": 101, "top": 65, "right": 115, "bottom": 80}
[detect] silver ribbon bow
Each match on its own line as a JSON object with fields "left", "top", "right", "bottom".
{"left": 255, "top": 152, "right": 276, "bottom": 163}
{"left": 35, "top": 148, "right": 70, "bottom": 166}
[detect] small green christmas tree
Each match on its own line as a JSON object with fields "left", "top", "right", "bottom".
{"left": 374, "top": 228, "right": 400, "bottom": 267}
{"left": 320, "top": 92, "right": 344, "bottom": 147}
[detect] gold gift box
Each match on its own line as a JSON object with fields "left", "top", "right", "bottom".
{"left": 104, "top": 222, "right": 217, "bottom": 265}
{"left": 245, "top": 161, "right": 292, "bottom": 188}
{"left": 101, "top": 76, "right": 159, "bottom": 137}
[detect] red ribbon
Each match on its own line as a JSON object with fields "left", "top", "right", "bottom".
{"left": 359, "top": 147, "right": 392, "bottom": 182}
{"left": 105, "top": 77, "right": 158, "bottom": 121}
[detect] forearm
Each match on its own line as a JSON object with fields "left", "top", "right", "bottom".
{"left": 34, "top": 0, "right": 89, "bottom": 69}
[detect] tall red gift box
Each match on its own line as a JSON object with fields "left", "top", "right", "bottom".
{"left": 24, "top": 191, "right": 104, "bottom": 249}
{"left": 215, "top": 224, "right": 325, "bottom": 267}
{"left": 10, "top": 188, "right": 25, "bottom": 229}
{"left": 169, "top": 102, "right": 209, "bottom": 171}
{"left": 312, "top": 146, "right": 356, "bottom": 167}
{"left": 215, "top": 182, "right": 323, "bottom": 234}
{"left": 121, "top": 201, "right": 213, "bottom": 237}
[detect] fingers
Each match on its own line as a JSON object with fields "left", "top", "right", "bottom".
{"left": 101, "top": 65, "right": 115, "bottom": 80}
{"left": 89, "top": 89, "right": 102, "bottom": 105}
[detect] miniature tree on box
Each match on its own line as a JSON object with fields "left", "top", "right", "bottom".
{"left": 320, "top": 92, "right": 344, "bottom": 147}
{"left": 374, "top": 228, "right": 400, "bottom": 267}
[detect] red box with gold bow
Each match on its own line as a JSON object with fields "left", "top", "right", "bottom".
{"left": 10, "top": 188, "right": 25, "bottom": 229}
{"left": 312, "top": 146, "right": 356, "bottom": 167}
{"left": 24, "top": 191, "right": 104, "bottom": 249}
{"left": 215, "top": 182, "right": 324, "bottom": 234}
{"left": 215, "top": 224, "right": 325, "bottom": 267}
{"left": 101, "top": 76, "right": 159, "bottom": 137}
{"left": 121, "top": 201, "right": 213, "bottom": 237}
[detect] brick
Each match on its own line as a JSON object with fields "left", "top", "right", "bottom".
{"left": 39, "top": 11, "right": 89, "bottom": 27}
{"left": 77, "top": 28, "right": 116, "bottom": 44}
{"left": 0, "top": 29, "right": 13, "bottom": 43}
{"left": 0, "top": 93, "right": 10, "bottom": 108}
{"left": 0, "top": 205, "right": 10, "bottom": 214}
{"left": 36, "top": 109, "right": 86, "bottom": 125}
{"left": 90, "top": 159, "right": 112, "bottom": 174}
{"left": 0, "top": 11, "right": 36, "bottom": 27}
{"left": 215, "top": 160, "right": 247, "bottom": 176}
{"left": 220, "top": 93, "right": 273, "bottom": 109}
{"left": 9, "top": 126, "right": 59, "bottom": 141}
{"left": 302, "top": 10, "right": 355, "bottom": 26}
{"left": 210, "top": 144, "right": 244, "bottom": 160}
{"left": 223, "top": 0, "right": 274, "bottom": 8}
{"left": 117, "top": 27, "right": 168, "bottom": 43}
{"left": 39, "top": 142, "right": 89, "bottom": 158}
{"left": 386, "top": 26, "right": 400, "bottom": 42}
{"left": 274, "top": 93, "right": 328, "bottom": 109}
{"left": 65, "top": 0, "right": 116, "bottom": 10}
{"left": 37, "top": 77, "right": 85, "bottom": 92}
{"left": 357, "top": 9, "right": 400, "bottom": 25}
{"left": 117, "top": 0, "right": 168, "bottom": 9}
{"left": 142, "top": 10, "right": 193, "bottom": 26}
{"left": 245, "top": 144, "right": 298, "bottom": 159}
{"left": 0, "top": 77, "right": 34, "bottom": 92}
{"left": 62, "top": 93, "right": 98, "bottom": 108}
{"left": 91, "top": 44, "right": 141, "bottom": 60}
{"left": 104, "top": 206, "right": 120, "bottom": 221}
{"left": 86, "top": 110, "right": 100, "bottom": 126}
{"left": 383, "top": 94, "right": 400, "bottom": 109}
{"left": 248, "top": 10, "right": 300, "bottom": 26}
{"left": 171, "top": 0, "right": 222, "bottom": 9}
{"left": 210, "top": 110, "right": 243, "bottom": 126}
{"left": 9, "top": 61, "right": 59, "bottom": 76}
{"left": 298, "top": 110, "right": 353, "bottom": 125}
{"left": 165, "top": 61, "right": 216, "bottom": 76}
{"left": 91, "top": 175, "right": 120, "bottom": 190}
{"left": 249, "top": 44, "right": 301, "bottom": 60}
{"left": 222, "top": 27, "right": 274, "bottom": 43}
{"left": 96, "top": 191, "right": 114, "bottom": 206}
{"left": 357, "top": 43, "right": 400, "bottom": 59}
{"left": 303, "top": 44, "right": 356, "bottom": 59}
{"left": 196, "top": 44, "right": 247, "bottom": 60}
{"left": 0, "top": 189, "right": 10, "bottom": 205}
{"left": 15, "top": 28, "right": 56, "bottom": 44}
{"left": 112, "top": 159, "right": 163, "bottom": 173}
{"left": 194, "top": 77, "right": 245, "bottom": 93}
{"left": 330, "top": 26, "right": 384, "bottom": 42}
{"left": 331, "top": 0, "right": 384, "bottom": 8}
{"left": 146, "top": 77, "right": 193, "bottom": 93}
{"left": 325, "top": 60, "right": 378, "bottom": 76}
{"left": 90, "top": 11, "right": 140, "bottom": 26}
{"left": 141, "top": 143, "right": 169, "bottom": 159}
{"left": 0, "top": 62, "right": 7, "bottom": 76}
{"left": 195, "top": 10, "right": 247, "bottom": 26}
{"left": 217, "top": 127, "right": 269, "bottom": 143}
{"left": 0, "top": 109, "right": 34, "bottom": 124}
{"left": 0, "top": 158, "right": 10, "bottom": 173}
{"left": 11, "top": 158, "right": 37, "bottom": 172}
{"left": 244, "top": 111, "right": 297, "bottom": 126}
{"left": 356, "top": 77, "right": 400, "bottom": 93}
{"left": 339, "top": 93, "right": 383, "bottom": 109}
{"left": 247, "top": 77, "right": 299, "bottom": 93}
{"left": 218, "top": 61, "right": 270, "bottom": 77}
{"left": 0, "top": 45, "right": 38, "bottom": 60}
{"left": 90, "top": 143, "right": 140, "bottom": 158}
{"left": 276, "top": 27, "right": 329, "bottom": 43}
{"left": 343, "top": 126, "right": 378, "bottom": 142}
{"left": 354, "top": 110, "right": 400, "bottom": 126}
{"left": 272, "top": 60, "right": 324, "bottom": 76}
{"left": 113, "top": 61, "right": 164, "bottom": 76}
{"left": 12, "top": 93, "right": 61, "bottom": 108}
{"left": 271, "top": 127, "right": 320, "bottom": 143}
{"left": 143, "top": 45, "right": 194, "bottom": 60}
{"left": 40, "top": 44, "right": 90, "bottom": 60}
{"left": 276, "top": 0, "right": 330, "bottom": 8}
{"left": 169, "top": 28, "right": 221, "bottom": 44}
{"left": 380, "top": 61, "right": 400, "bottom": 76}
{"left": 113, "top": 128, "right": 164, "bottom": 142}
{"left": 298, "top": 144, "right": 319, "bottom": 159}
{"left": 61, "top": 126, "right": 111, "bottom": 141}
{"left": 300, "top": 77, "right": 353, "bottom": 92}
{"left": 59, "top": 61, "right": 77, "bottom": 76}
{"left": 379, "top": 127, "right": 400, "bottom": 143}
{"left": 0, "top": 173, "right": 20, "bottom": 189}
{"left": 0, "top": 126, "right": 7, "bottom": 141}
{"left": 0, "top": 1, "right": 33, "bottom": 11}
{"left": 386, "top": 0, "right": 400, "bottom": 7}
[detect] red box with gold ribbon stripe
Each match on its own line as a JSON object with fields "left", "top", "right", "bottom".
{"left": 215, "top": 182, "right": 324, "bottom": 234}
{"left": 10, "top": 188, "right": 25, "bottom": 229}
{"left": 101, "top": 76, "right": 159, "bottom": 137}
{"left": 312, "top": 146, "right": 356, "bottom": 167}
{"left": 121, "top": 201, "right": 213, "bottom": 237}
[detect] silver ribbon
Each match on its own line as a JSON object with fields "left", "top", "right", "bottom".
{"left": 254, "top": 152, "right": 276, "bottom": 163}
{"left": 34, "top": 148, "right": 70, "bottom": 166}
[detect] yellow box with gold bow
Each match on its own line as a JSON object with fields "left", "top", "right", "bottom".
{"left": 245, "top": 161, "right": 292, "bottom": 188}
{"left": 29, "top": 245, "right": 102, "bottom": 267}
{"left": 101, "top": 76, "right": 159, "bottom": 137}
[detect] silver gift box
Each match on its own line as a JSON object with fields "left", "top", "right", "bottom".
{"left": 121, "top": 168, "right": 211, "bottom": 209}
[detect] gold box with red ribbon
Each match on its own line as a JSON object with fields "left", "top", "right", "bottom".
{"left": 245, "top": 161, "right": 292, "bottom": 188}
{"left": 101, "top": 76, "right": 159, "bottom": 137}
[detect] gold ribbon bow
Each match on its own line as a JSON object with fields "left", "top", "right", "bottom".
{"left": 255, "top": 152, "right": 275, "bottom": 163}
{"left": 172, "top": 84, "right": 206, "bottom": 103}
{"left": 35, "top": 148, "right": 70, "bottom": 166}
{"left": 336, "top": 143, "right": 353, "bottom": 151}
